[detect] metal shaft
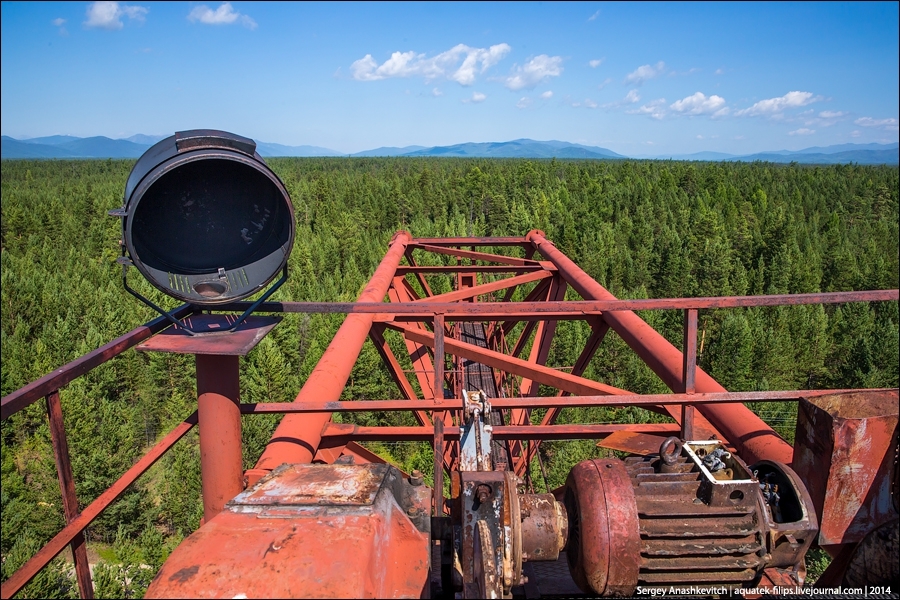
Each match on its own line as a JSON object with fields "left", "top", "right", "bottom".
{"left": 252, "top": 231, "right": 412, "bottom": 475}
{"left": 526, "top": 230, "right": 794, "bottom": 465}
{"left": 196, "top": 354, "right": 244, "bottom": 523}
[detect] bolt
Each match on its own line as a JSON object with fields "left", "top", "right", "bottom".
{"left": 407, "top": 506, "right": 420, "bottom": 516}
{"left": 475, "top": 484, "right": 493, "bottom": 504}
{"left": 410, "top": 469, "right": 424, "bottom": 486}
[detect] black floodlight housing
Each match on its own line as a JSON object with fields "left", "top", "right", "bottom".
{"left": 111, "top": 130, "right": 295, "bottom": 333}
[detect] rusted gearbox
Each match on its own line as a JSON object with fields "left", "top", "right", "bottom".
{"left": 145, "top": 463, "right": 431, "bottom": 598}
{"left": 565, "top": 439, "right": 817, "bottom": 595}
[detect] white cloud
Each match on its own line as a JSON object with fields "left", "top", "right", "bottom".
{"left": 53, "top": 18, "right": 66, "bottom": 26}
{"left": 584, "top": 99, "right": 598, "bottom": 109}
{"left": 516, "top": 97, "right": 532, "bottom": 109}
{"left": 850, "top": 130, "right": 861, "bottom": 138}
{"left": 504, "top": 55, "right": 563, "bottom": 90}
{"left": 588, "top": 10, "right": 600, "bottom": 21}
{"left": 432, "top": 87, "right": 443, "bottom": 97}
{"left": 627, "top": 98, "right": 667, "bottom": 120}
{"left": 471, "top": 92, "right": 487, "bottom": 103}
{"left": 854, "top": 117, "right": 899, "bottom": 131}
{"left": 735, "top": 91, "right": 820, "bottom": 117}
{"left": 351, "top": 43, "right": 511, "bottom": 86}
{"left": 84, "top": 1, "right": 147, "bottom": 30}
{"left": 540, "top": 91, "right": 553, "bottom": 99}
{"left": 789, "top": 128, "right": 815, "bottom": 136}
{"left": 819, "top": 110, "right": 846, "bottom": 119}
{"left": 624, "top": 61, "right": 665, "bottom": 85}
{"left": 597, "top": 77, "right": 612, "bottom": 90}
{"left": 714, "top": 68, "right": 725, "bottom": 75}
{"left": 669, "top": 92, "right": 726, "bottom": 116}
{"left": 188, "top": 3, "right": 257, "bottom": 29}
{"left": 602, "top": 90, "right": 640, "bottom": 110}
{"left": 696, "top": 135, "right": 704, "bottom": 140}
{"left": 589, "top": 58, "right": 604, "bottom": 68}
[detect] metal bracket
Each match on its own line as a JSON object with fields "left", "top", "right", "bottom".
{"left": 121, "top": 258, "right": 288, "bottom": 336}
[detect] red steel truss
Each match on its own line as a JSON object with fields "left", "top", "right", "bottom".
{"left": 1, "top": 231, "right": 897, "bottom": 599}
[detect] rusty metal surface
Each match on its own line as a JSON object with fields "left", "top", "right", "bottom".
{"left": 842, "top": 517, "right": 899, "bottom": 586}
{"left": 147, "top": 463, "right": 430, "bottom": 598}
{"left": 520, "top": 494, "right": 567, "bottom": 562}
{"left": 236, "top": 464, "right": 388, "bottom": 507}
{"left": 792, "top": 390, "right": 899, "bottom": 546}
{"left": 136, "top": 314, "right": 281, "bottom": 356}
{"left": 1, "top": 412, "right": 198, "bottom": 599}
{"left": 564, "top": 458, "right": 642, "bottom": 596}
{"left": 566, "top": 441, "right": 819, "bottom": 595}
{"left": 147, "top": 497, "right": 429, "bottom": 599}
{"left": 1, "top": 303, "right": 195, "bottom": 419}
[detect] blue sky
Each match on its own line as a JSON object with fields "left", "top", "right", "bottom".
{"left": 1, "top": 1, "right": 898, "bottom": 155}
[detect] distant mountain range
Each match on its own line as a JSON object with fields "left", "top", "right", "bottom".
{"left": 2, "top": 135, "right": 897, "bottom": 164}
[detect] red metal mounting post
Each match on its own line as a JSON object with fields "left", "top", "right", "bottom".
{"left": 196, "top": 354, "right": 243, "bottom": 523}
{"left": 681, "top": 309, "right": 698, "bottom": 440}
{"left": 136, "top": 314, "right": 280, "bottom": 521}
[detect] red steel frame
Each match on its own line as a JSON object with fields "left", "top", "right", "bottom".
{"left": 1, "top": 231, "right": 897, "bottom": 599}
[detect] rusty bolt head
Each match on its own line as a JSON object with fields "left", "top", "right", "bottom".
{"left": 475, "top": 484, "right": 493, "bottom": 504}
{"left": 410, "top": 469, "right": 424, "bottom": 486}
{"left": 407, "top": 506, "right": 420, "bottom": 516}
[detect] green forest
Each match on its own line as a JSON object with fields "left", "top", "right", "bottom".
{"left": 2, "top": 157, "right": 898, "bottom": 598}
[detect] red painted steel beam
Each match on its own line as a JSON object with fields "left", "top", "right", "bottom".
{"left": 503, "top": 279, "right": 553, "bottom": 352}
{"left": 411, "top": 237, "right": 530, "bottom": 247}
{"left": 415, "top": 243, "right": 542, "bottom": 267}
{"left": 0, "top": 412, "right": 198, "bottom": 600}
{"left": 214, "top": 289, "right": 899, "bottom": 317}
{"left": 368, "top": 325, "right": 432, "bottom": 426}
{"left": 388, "top": 281, "right": 437, "bottom": 401}
{"left": 510, "top": 276, "right": 568, "bottom": 472}
{"left": 396, "top": 265, "right": 547, "bottom": 274}
{"left": 415, "top": 269, "right": 552, "bottom": 304}
{"left": 403, "top": 248, "right": 434, "bottom": 298}
{"left": 389, "top": 323, "right": 633, "bottom": 398}
{"left": 526, "top": 230, "right": 793, "bottom": 465}
{"left": 520, "top": 276, "right": 568, "bottom": 397}
{"left": 234, "top": 389, "right": 876, "bottom": 415}
{"left": 1, "top": 304, "right": 195, "bottom": 420}
{"left": 526, "top": 319, "right": 611, "bottom": 471}
{"left": 252, "top": 231, "right": 412, "bottom": 474}
{"left": 319, "top": 422, "right": 681, "bottom": 441}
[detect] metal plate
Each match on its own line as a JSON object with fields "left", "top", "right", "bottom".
{"left": 136, "top": 314, "right": 281, "bottom": 356}
{"left": 597, "top": 431, "right": 670, "bottom": 456}
{"left": 233, "top": 464, "right": 389, "bottom": 507}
